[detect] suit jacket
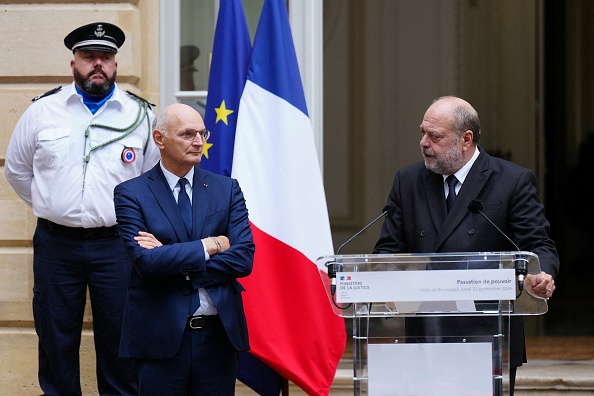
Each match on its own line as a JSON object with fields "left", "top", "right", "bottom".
{"left": 374, "top": 147, "right": 560, "bottom": 366}
{"left": 114, "top": 163, "right": 255, "bottom": 359}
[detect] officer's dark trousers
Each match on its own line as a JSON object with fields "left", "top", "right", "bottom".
{"left": 33, "top": 225, "right": 137, "bottom": 395}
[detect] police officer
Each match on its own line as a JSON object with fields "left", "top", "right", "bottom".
{"left": 4, "top": 22, "right": 160, "bottom": 395}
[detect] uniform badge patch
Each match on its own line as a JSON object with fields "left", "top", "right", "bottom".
{"left": 121, "top": 147, "right": 136, "bottom": 163}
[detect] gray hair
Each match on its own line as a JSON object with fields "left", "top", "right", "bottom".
{"left": 435, "top": 96, "right": 481, "bottom": 144}
{"left": 152, "top": 107, "right": 169, "bottom": 135}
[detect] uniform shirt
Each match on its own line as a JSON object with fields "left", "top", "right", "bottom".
{"left": 4, "top": 82, "right": 161, "bottom": 228}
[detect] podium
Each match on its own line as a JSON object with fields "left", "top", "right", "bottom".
{"left": 317, "top": 252, "right": 548, "bottom": 396}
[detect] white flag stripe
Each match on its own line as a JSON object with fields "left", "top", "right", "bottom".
{"left": 233, "top": 81, "right": 334, "bottom": 267}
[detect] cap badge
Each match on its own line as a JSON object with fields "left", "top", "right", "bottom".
{"left": 94, "top": 25, "right": 105, "bottom": 38}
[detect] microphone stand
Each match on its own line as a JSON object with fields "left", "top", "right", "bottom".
{"left": 468, "top": 199, "right": 527, "bottom": 297}
{"left": 326, "top": 203, "right": 396, "bottom": 309}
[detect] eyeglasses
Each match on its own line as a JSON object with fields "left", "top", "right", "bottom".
{"left": 179, "top": 129, "right": 211, "bottom": 141}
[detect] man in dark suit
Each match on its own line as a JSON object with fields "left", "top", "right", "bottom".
{"left": 374, "top": 96, "right": 559, "bottom": 395}
{"left": 114, "top": 103, "right": 255, "bottom": 395}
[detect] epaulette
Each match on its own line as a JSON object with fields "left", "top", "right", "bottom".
{"left": 32, "top": 86, "right": 62, "bottom": 102}
{"left": 126, "top": 90, "right": 155, "bottom": 108}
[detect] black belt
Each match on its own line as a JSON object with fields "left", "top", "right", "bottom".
{"left": 187, "top": 315, "right": 220, "bottom": 330}
{"left": 37, "top": 218, "right": 117, "bottom": 240}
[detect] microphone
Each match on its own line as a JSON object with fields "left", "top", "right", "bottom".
{"left": 468, "top": 199, "right": 527, "bottom": 293}
{"left": 327, "top": 202, "right": 396, "bottom": 297}
{"left": 337, "top": 202, "right": 396, "bottom": 255}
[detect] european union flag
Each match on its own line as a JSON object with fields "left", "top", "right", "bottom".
{"left": 202, "top": 0, "right": 251, "bottom": 176}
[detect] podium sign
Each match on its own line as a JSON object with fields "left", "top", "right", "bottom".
{"left": 336, "top": 268, "right": 516, "bottom": 303}
{"left": 317, "top": 252, "right": 548, "bottom": 396}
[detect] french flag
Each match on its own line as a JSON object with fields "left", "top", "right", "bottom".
{"left": 202, "top": 1, "right": 282, "bottom": 392}
{"left": 232, "top": 0, "right": 347, "bottom": 394}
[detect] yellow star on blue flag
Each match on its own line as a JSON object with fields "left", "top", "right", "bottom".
{"left": 215, "top": 100, "right": 234, "bottom": 125}
{"left": 201, "top": 141, "right": 214, "bottom": 159}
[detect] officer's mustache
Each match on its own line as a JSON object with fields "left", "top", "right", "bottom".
{"left": 87, "top": 68, "right": 107, "bottom": 79}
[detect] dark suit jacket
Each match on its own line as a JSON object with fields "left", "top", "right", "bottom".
{"left": 374, "top": 147, "right": 560, "bottom": 366}
{"left": 114, "top": 163, "right": 255, "bottom": 359}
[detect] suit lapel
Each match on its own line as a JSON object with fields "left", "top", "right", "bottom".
{"left": 147, "top": 163, "right": 189, "bottom": 242}
{"left": 423, "top": 169, "right": 447, "bottom": 232}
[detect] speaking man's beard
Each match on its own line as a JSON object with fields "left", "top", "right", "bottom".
{"left": 423, "top": 136, "right": 465, "bottom": 175}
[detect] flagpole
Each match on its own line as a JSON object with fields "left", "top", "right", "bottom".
{"left": 282, "top": 377, "right": 289, "bottom": 395}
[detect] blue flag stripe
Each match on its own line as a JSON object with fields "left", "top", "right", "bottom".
{"left": 248, "top": 0, "right": 308, "bottom": 117}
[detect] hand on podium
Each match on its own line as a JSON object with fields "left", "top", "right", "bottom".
{"left": 525, "top": 271, "right": 556, "bottom": 299}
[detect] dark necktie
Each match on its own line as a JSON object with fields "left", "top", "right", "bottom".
{"left": 445, "top": 175, "right": 458, "bottom": 212}
{"left": 178, "top": 178, "right": 200, "bottom": 312}
{"left": 177, "top": 178, "right": 193, "bottom": 237}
